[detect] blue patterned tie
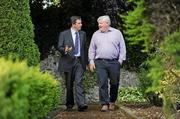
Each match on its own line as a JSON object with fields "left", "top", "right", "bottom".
{"left": 74, "top": 32, "right": 80, "bottom": 55}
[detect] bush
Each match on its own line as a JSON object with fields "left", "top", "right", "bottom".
{"left": 0, "top": 0, "right": 40, "bottom": 66}
{"left": 0, "top": 59, "right": 29, "bottom": 119}
{"left": 117, "top": 87, "right": 147, "bottom": 103}
{"left": 28, "top": 71, "right": 61, "bottom": 119}
{"left": 138, "top": 61, "right": 162, "bottom": 106}
{"left": 147, "top": 31, "right": 180, "bottom": 118}
{"left": 0, "top": 58, "right": 61, "bottom": 119}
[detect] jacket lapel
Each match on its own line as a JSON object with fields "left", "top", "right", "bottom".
{"left": 79, "top": 31, "right": 83, "bottom": 49}
{"left": 67, "top": 30, "right": 74, "bottom": 47}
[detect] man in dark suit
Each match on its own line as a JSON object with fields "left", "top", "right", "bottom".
{"left": 58, "top": 16, "right": 88, "bottom": 112}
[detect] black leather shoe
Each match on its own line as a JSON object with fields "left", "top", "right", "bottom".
{"left": 78, "top": 105, "right": 88, "bottom": 112}
{"left": 65, "top": 105, "right": 73, "bottom": 111}
{"left": 65, "top": 107, "right": 73, "bottom": 111}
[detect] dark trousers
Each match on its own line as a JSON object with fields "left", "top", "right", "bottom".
{"left": 95, "top": 59, "right": 120, "bottom": 105}
{"left": 64, "top": 60, "right": 85, "bottom": 107}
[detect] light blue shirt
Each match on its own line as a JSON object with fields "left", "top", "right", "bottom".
{"left": 88, "top": 27, "right": 126, "bottom": 64}
{"left": 71, "top": 28, "right": 80, "bottom": 56}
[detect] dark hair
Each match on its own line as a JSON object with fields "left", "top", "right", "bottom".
{"left": 70, "top": 16, "right": 81, "bottom": 24}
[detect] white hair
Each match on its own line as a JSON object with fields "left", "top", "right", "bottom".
{"left": 97, "top": 15, "right": 111, "bottom": 26}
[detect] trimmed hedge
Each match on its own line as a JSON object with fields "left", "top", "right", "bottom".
{"left": 0, "top": 58, "right": 61, "bottom": 119}
{"left": 0, "top": 0, "right": 40, "bottom": 66}
{"left": 0, "top": 58, "right": 30, "bottom": 119}
{"left": 28, "top": 71, "right": 61, "bottom": 119}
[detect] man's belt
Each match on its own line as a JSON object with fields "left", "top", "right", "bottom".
{"left": 96, "top": 58, "right": 118, "bottom": 61}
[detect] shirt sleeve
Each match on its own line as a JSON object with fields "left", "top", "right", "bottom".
{"left": 118, "top": 32, "right": 126, "bottom": 64}
{"left": 88, "top": 33, "right": 96, "bottom": 64}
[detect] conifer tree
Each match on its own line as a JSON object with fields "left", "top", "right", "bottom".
{"left": 0, "top": 0, "right": 40, "bottom": 66}
{"left": 122, "top": 0, "right": 154, "bottom": 52}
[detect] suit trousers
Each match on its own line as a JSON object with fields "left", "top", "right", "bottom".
{"left": 95, "top": 59, "right": 120, "bottom": 105}
{"left": 64, "top": 59, "right": 85, "bottom": 107}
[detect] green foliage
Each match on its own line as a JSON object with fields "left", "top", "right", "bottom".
{"left": 145, "top": 0, "right": 180, "bottom": 49}
{"left": 147, "top": 31, "right": 180, "bottom": 92}
{"left": 146, "top": 53, "right": 165, "bottom": 92}
{"left": 27, "top": 71, "right": 61, "bottom": 119}
{"left": 161, "top": 71, "right": 180, "bottom": 119}
{"left": 117, "top": 87, "right": 147, "bottom": 103}
{"left": 0, "top": 0, "right": 40, "bottom": 66}
{"left": 163, "top": 31, "right": 180, "bottom": 69}
{"left": 138, "top": 62, "right": 151, "bottom": 95}
{"left": 147, "top": 31, "right": 180, "bottom": 118}
{"left": 51, "top": 0, "right": 61, "bottom": 6}
{"left": 0, "top": 58, "right": 61, "bottom": 119}
{"left": 118, "top": 0, "right": 154, "bottom": 70}
{"left": 0, "top": 59, "right": 29, "bottom": 119}
{"left": 121, "top": 0, "right": 154, "bottom": 52}
{"left": 83, "top": 71, "right": 97, "bottom": 93}
{"left": 160, "top": 31, "right": 180, "bottom": 118}
{"left": 138, "top": 60, "right": 163, "bottom": 106}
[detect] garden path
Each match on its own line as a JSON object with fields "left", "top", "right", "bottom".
{"left": 47, "top": 104, "right": 142, "bottom": 119}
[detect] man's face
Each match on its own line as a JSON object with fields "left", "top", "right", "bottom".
{"left": 98, "top": 20, "right": 109, "bottom": 32}
{"left": 72, "top": 19, "right": 82, "bottom": 31}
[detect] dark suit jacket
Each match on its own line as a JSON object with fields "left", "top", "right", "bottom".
{"left": 58, "top": 29, "right": 88, "bottom": 72}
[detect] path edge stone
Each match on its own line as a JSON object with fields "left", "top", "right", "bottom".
{"left": 119, "top": 106, "right": 144, "bottom": 119}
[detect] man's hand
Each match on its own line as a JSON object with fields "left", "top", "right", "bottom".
{"left": 89, "top": 63, "right": 96, "bottom": 72}
{"left": 65, "top": 45, "right": 72, "bottom": 53}
{"left": 118, "top": 60, "right": 123, "bottom": 65}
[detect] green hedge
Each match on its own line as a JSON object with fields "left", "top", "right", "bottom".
{"left": 0, "top": 58, "right": 61, "bottom": 119}
{"left": 28, "top": 71, "right": 61, "bottom": 119}
{"left": 0, "top": 0, "right": 40, "bottom": 66}
{"left": 0, "top": 58, "right": 30, "bottom": 119}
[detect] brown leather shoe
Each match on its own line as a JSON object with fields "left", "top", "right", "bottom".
{"left": 101, "top": 105, "right": 108, "bottom": 112}
{"left": 109, "top": 103, "right": 115, "bottom": 111}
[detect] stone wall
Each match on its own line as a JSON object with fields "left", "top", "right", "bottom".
{"left": 40, "top": 51, "right": 139, "bottom": 104}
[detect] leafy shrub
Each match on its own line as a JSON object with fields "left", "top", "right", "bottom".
{"left": 0, "top": 58, "right": 61, "bottom": 119}
{"left": 28, "top": 71, "right": 61, "bottom": 119}
{"left": 0, "top": 58, "right": 30, "bottom": 119}
{"left": 147, "top": 31, "right": 180, "bottom": 118}
{"left": 117, "top": 87, "right": 147, "bottom": 103}
{"left": 0, "top": 0, "right": 40, "bottom": 66}
{"left": 138, "top": 61, "right": 163, "bottom": 106}
{"left": 138, "top": 62, "right": 151, "bottom": 96}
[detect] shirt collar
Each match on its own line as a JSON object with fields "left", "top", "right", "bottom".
{"left": 108, "top": 27, "right": 113, "bottom": 31}
{"left": 99, "top": 27, "right": 113, "bottom": 33}
{"left": 71, "top": 28, "right": 78, "bottom": 34}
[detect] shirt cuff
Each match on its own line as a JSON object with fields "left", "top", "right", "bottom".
{"left": 118, "top": 60, "right": 123, "bottom": 65}
{"left": 89, "top": 59, "right": 94, "bottom": 64}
